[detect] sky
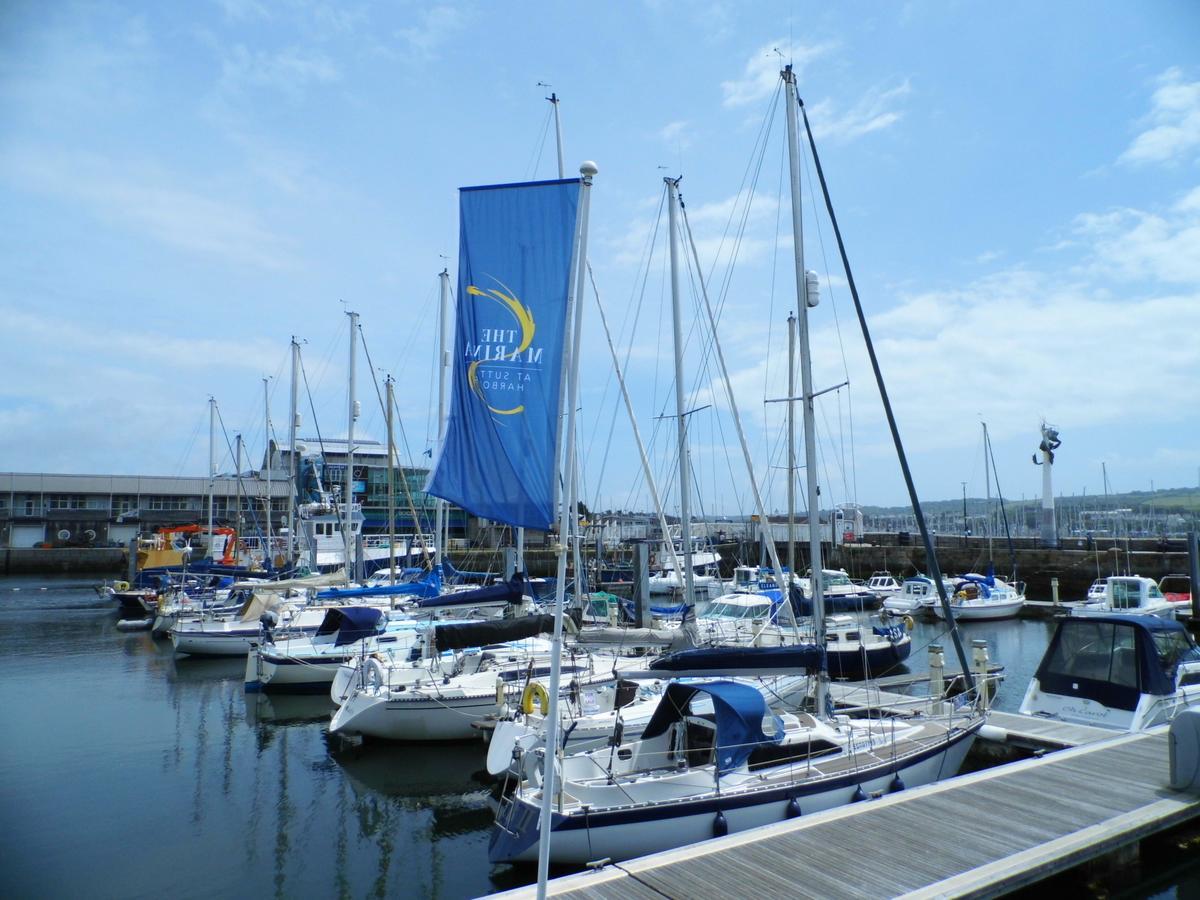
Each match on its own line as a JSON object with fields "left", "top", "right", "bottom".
{"left": 1, "top": 0, "right": 1198, "bottom": 516}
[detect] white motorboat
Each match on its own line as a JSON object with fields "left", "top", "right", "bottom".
{"left": 1020, "top": 613, "right": 1200, "bottom": 730}
{"left": 931, "top": 573, "right": 1025, "bottom": 621}
{"left": 865, "top": 571, "right": 902, "bottom": 600}
{"left": 882, "top": 575, "right": 939, "bottom": 615}
{"left": 490, "top": 679, "right": 981, "bottom": 865}
{"left": 1074, "top": 575, "right": 1177, "bottom": 619}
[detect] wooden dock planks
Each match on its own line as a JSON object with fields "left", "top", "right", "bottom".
{"left": 493, "top": 728, "right": 1200, "bottom": 900}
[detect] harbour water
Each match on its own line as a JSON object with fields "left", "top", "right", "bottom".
{"left": 0, "top": 575, "right": 1190, "bottom": 898}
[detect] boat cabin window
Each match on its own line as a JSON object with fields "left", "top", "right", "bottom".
{"left": 1148, "top": 583, "right": 1165, "bottom": 600}
{"left": 1110, "top": 580, "right": 1140, "bottom": 609}
{"left": 825, "top": 572, "right": 852, "bottom": 587}
{"left": 704, "top": 600, "right": 771, "bottom": 620}
{"left": 1045, "top": 621, "right": 1139, "bottom": 688}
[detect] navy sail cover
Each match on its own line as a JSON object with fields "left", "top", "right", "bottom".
{"left": 425, "top": 178, "right": 582, "bottom": 530}
{"left": 314, "top": 607, "right": 385, "bottom": 646}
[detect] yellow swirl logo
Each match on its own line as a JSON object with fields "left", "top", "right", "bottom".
{"left": 466, "top": 278, "right": 535, "bottom": 416}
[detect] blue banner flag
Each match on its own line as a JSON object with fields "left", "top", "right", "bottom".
{"left": 425, "top": 178, "right": 582, "bottom": 530}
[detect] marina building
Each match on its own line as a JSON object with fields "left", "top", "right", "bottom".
{"left": 0, "top": 436, "right": 466, "bottom": 548}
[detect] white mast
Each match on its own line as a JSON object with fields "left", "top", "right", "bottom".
{"left": 436, "top": 269, "right": 450, "bottom": 570}
{"left": 386, "top": 374, "right": 397, "bottom": 586}
{"left": 207, "top": 397, "right": 216, "bottom": 561}
{"left": 787, "top": 313, "right": 796, "bottom": 580}
{"left": 345, "top": 311, "right": 359, "bottom": 575}
{"left": 665, "top": 176, "right": 697, "bottom": 610}
{"left": 263, "top": 377, "right": 272, "bottom": 566}
{"left": 287, "top": 338, "right": 299, "bottom": 567}
{"left": 536, "top": 160, "right": 596, "bottom": 898}
{"left": 784, "top": 64, "right": 827, "bottom": 715}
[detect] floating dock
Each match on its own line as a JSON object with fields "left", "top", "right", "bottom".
{"left": 496, "top": 727, "right": 1199, "bottom": 899}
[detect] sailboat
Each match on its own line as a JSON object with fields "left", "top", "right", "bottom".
{"left": 932, "top": 424, "right": 1025, "bottom": 621}
{"left": 490, "top": 65, "right": 984, "bottom": 869}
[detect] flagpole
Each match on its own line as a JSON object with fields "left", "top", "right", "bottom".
{"left": 536, "top": 160, "right": 596, "bottom": 898}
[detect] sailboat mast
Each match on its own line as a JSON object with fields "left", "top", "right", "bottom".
{"left": 436, "top": 270, "right": 450, "bottom": 569}
{"left": 263, "top": 377, "right": 272, "bottom": 567}
{"left": 787, "top": 313, "right": 797, "bottom": 580}
{"left": 665, "top": 176, "right": 697, "bottom": 609}
{"left": 207, "top": 397, "right": 215, "bottom": 561}
{"left": 288, "top": 339, "right": 299, "bottom": 567}
{"left": 784, "top": 65, "right": 827, "bottom": 713}
{"left": 345, "top": 310, "right": 359, "bottom": 576}
{"left": 386, "top": 375, "right": 397, "bottom": 586}
{"left": 984, "top": 421, "right": 993, "bottom": 562}
{"left": 532, "top": 90, "right": 567, "bottom": 581}
{"left": 536, "top": 160, "right": 597, "bottom": 897}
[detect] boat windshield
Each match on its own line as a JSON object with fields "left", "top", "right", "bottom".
{"left": 1152, "top": 629, "right": 1199, "bottom": 671}
{"left": 824, "top": 572, "right": 852, "bottom": 587}
{"left": 1044, "top": 620, "right": 1139, "bottom": 689}
{"left": 702, "top": 600, "right": 772, "bottom": 620}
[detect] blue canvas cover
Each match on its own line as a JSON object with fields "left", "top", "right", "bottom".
{"left": 317, "top": 568, "right": 442, "bottom": 601}
{"left": 314, "top": 607, "right": 385, "bottom": 646}
{"left": 649, "top": 644, "right": 825, "bottom": 676}
{"left": 641, "top": 681, "right": 783, "bottom": 776}
{"left": 414, "top": 576, "right": 524, "bottom": 609}
{"left": 1036, "top": 614, "right": 1200, "bottom": 710}
{"left": 425, "top": 178, "right": 582, "bottom": 530}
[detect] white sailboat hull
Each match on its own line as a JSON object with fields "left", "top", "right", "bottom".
{"left": 491, "top": 727, "right": 978, "bottom": 864}
{"left": 931, "top": 598, "right": 1024, "bottom": 620}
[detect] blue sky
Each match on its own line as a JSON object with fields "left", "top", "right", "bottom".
{"left": 1, "top": 1, "right": 1198, "bottom": 514}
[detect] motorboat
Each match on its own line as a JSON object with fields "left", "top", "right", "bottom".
{"left": 865, "top": 572, "right": 903, "bottom": 601}
{"left": 1020, "top": 614, "right": 1200, "bottom": 730}
{"left": 882, "top": 576, "right": 940, "bottom": 615}
{"left": 490, "top": 680, "right": 981, "bottom": 865}
{"left": 1075, "top": 575, "right": 1177, "bottom": 619}
{"left": 793, "top": 569, "right": 879, "bottom": 614}
{"left": 931, "top": 573, "right": 1025, "bottom": 621}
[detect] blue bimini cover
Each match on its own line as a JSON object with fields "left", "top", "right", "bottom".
{"left": 314, "top": 607, "right": 385, "bottom": 646}
{"left": 640, "top": 681, "right": 783, "bottom": 776}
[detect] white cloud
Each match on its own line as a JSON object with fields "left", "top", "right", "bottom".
{"left": 806, "top": 80, "right": 912, "bottom": 143}
{"left": 2, "top": 147, "right": 297, "bottom": 270}
{"left": 1120, "top": 67, "right": 1200, "bottom": 165}
{"left": 1072, "top": 192, "right": 1200, "bottom": 284}
{"left": 219, "top": 44, "right": 341, "bottom": 100}
{"left": 721, "top": 40, "right": 837, "bottom": 108}
{"left": 659, "top": 120, "right": 691, "bottom": 149}
{"left": 395, "top": 5, "right": 467, "bottom": 60}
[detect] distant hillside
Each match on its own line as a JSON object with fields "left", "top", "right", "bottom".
{"left": 862, "top": 487, "right": 1200, "bottom": 530}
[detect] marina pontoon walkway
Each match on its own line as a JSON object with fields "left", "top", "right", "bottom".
{"left": 497, "top": 727, "right": 1200, "bottom": 899}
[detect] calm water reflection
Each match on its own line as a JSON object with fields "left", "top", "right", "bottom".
{"left": 0, "top": 577, "right": 1190, "bottom": 898}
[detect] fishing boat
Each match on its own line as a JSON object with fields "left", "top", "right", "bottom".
{"left": 1020, "top": 613, "right": 1200, "bottom": 730}
{"left": 1075, "top": 574, "right": 1176, "bottom": 619}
